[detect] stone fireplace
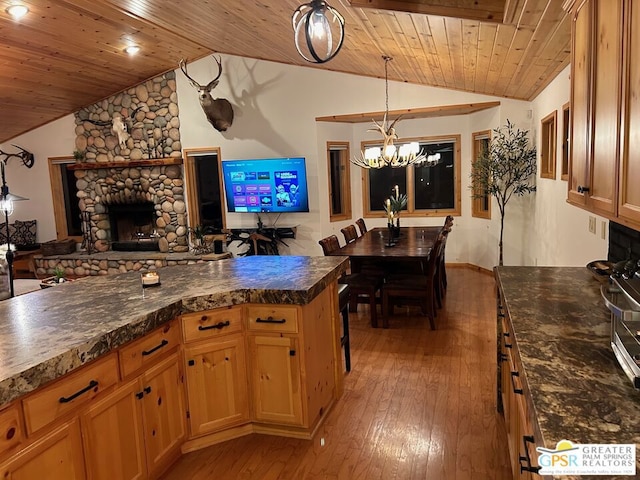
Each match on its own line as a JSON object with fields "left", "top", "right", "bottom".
{"left": 74, "top": 161, "right": 189, "bottom": 253}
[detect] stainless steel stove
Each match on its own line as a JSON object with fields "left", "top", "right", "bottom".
{"left": 602, "top": 277, "right": 640, "bottom": 388}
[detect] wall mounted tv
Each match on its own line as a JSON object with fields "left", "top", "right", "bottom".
{"left": 221, "top": 157, "right": 310, "bottom": 213}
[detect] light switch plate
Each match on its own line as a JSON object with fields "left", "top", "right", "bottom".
{"left": 589, "top": 216, "right": 596, "bottom": 234}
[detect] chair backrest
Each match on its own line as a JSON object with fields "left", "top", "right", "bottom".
{"left": 341, "top": 225, "right": 358, "bottom": 244}
{"left": 426, "top": 233, "right": 445, "bottom": 278}
{"left": 318, "top": 235, "right": 341, "bottom": 256}
{"left": 444, "top": 215, "right": 454, "bottom": 228}
{"left": 355, "top": 218, "right": 368, "bottom": 236}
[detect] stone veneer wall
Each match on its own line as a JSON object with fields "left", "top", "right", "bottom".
{"left": 76, "top": 164, "right": 188, "bottom": 253}
{"left": 74, "top": 72, "right": 181, "bottom": 162}
{"left": 72, "top": 72, "right": 188, "bottom": 253}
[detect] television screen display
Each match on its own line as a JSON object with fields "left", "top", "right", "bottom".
{"left": 221, "top": 157, "right": 310, "bottom": 213}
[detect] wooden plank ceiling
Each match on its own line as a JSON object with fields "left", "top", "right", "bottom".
{"left": 0, "top": 0, "right": 570, "bottom": 144}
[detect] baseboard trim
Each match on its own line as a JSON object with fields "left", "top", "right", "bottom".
{"left": 447, "top": 262, "right": 493, "bottom": 276}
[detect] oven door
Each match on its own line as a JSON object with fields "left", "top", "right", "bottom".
{"left": 601, "top": 284, "right": 640, "bottom": 388}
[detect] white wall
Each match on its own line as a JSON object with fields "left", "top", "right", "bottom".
{"left": 2, "top": 54, "right": 607, "bottom": 268}
{"left": 530, "top": 65, "right": 608, "bottom": 266}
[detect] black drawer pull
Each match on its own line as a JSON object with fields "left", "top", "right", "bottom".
{"left": 519, "top": 435, "right": 541, "bottom": 474}
{"left": 577, "top": 185, "right": 590, "bottom": 194}
{"left": 142, "top": 339, "right": 169, "bottom": 356}
{"left": 144, "top": 386, "right": 152, "bottom": 394}
{"left": 256, "top": 316, "right": 286, "bottom": 324}
{"left": 59, "top": 380, "right": 98, "bottom": 403}
{"left": 510, "top": 371, "right": 523, "bottom": 395}
{"left": 198, "top": 320, "right": 230, "bottom": 331}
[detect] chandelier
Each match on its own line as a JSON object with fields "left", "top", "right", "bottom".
{"left": 351, "top": 56, "right": 441, "bottom": 169}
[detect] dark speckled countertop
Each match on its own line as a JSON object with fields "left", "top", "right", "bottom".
{"left": 0, "top": 255, "right": 348, "bottom": 407}
{"left": 495, "top": 266, "right": 640, "bottom": 479}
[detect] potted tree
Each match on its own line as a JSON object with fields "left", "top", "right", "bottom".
{"left": 470, "top": 120, "right": 537, "bottom": 265}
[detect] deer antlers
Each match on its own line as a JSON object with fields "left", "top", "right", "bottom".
{"left": 0, "top": 145, "right": 34, "bottom": 168}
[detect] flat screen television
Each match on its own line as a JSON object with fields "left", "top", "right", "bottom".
{"left": 221, "top": 157, "right": 310, "bottom": 213}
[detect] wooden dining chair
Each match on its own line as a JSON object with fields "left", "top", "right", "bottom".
{"left": 341, "top": 225, "right": 358, "bottom": 244}
{"left": 382, "top": 232, "right": 444, "bottom": 330}
{"left": 434, "top": 227, "right": 451, "bottom": 308}
{"left": 318, "top": 234, "right": 385, "bottom": 328}
{"left": 355, "top": 218, "right": 368, "bottom": 236}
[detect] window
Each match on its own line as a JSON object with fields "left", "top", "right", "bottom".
{"left": 327, "top": 142, "right": 352, "bottom": 221}
{"left": 472, "top": 130, "right": 491, "bottom": 219}
{"left": 362, "top": 135, "right": 461, "bottom": 217}
{"left": 183, "top": 148, "right": 226, "bottom": 230}
{"left": 48, "top": 156, "right": 82, "bottom": 241}
{"left": 540, "top": 110, "right": 557, "bottom": 179}
{"left": 561, "top": 102, "right": 570, "bottom": 180}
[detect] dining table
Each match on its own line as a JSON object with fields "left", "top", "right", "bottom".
{"left": 331, "top": 226, "right": 443, "bottom": 274}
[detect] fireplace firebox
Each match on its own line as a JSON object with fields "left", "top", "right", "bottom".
{"left": 107, "top": 202, "right": 159, "bottom": 251}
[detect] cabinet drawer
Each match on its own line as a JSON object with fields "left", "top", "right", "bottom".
{"left": 182, "top": 306, "right": 243, "bottom": 343}
{"left": 246, "top": 305, "right": 298, "bottom": 333}
{"left": 23, "top": 353, "right": 118, "bottom": 436}
{"left": 0, "top": 404, "right": 24, "bottom": 460}
{"left": 119, "top": 320, "right": 180, "bottom": 379}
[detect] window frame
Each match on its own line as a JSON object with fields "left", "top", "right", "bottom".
{"left": 183, "top": 147, "right": 226, "bottom": 230}
{"left": 48, "top": 156, "right": 83, "bottom": 242}
{"left": 326, "top": 141, "right": 352, "bottom": 222}
{"left": 561, "top": 102, "right": 570, "bottom": 181}
{"left": 471, "top": 130, "right": 492, "bottom": 219}
{"left": 540, "top": 110, "right": 557, "bottom": 180}
{"left": 361, "top": 134, "right": 461, "bottom": 218}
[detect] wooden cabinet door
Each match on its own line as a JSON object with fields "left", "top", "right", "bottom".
{"left": 81, "top": 380, "right": 146, "bottom": 480}
{"left": 589, "top": 0, "right": 623, "bottom": 214}
{"left": 248, "top": 335, "right": 303, "bottom": 426}
{"left": 140, "top": 352, "right": 186, "bottom": 479}
{"left": 0, "top": 419, "right": 85, "bottom": 480}
{"left": 619, "top": 0, "right": 640, "bottom": 223}
{"left": 568, "top": 0, "right": 593, "bottom": 206}
{"left": 184, "top": 335, "right": 249, "bottom": 437}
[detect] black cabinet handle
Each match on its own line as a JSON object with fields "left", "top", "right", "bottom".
{"left": 135, "top": 391, "right": 144, "bottom": 400}
{"left": 519, "top": 435, "right": 541, "bottom": 474}
{"left": 142, "top": 339, "right": 169, "bottom": 356}
{"left": 59, "top": 380, "right": 98, "bottom": 403}
{"left": 256, "top": 316, "right": 286, "bottom": 324}
{"left": 577, "top": 185, "right": 590, "bottom": 193}
{"left": 144, "top": 386, "right": 152, "bottom": 394}
{"left": 511, "top": 371, "right": 523, "bottom": 395}
{"left": 198, "top": 320, "right": 230, "bottom": 331}
{"left": 503, "top": 332, "right": 512, "bottom": 349}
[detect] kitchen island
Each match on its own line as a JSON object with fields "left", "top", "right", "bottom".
{"left": 495, "top": 266, "right": 640, "bottom": 479}
{"left": 0, "top": 255, "right": 349, "bottom": 479}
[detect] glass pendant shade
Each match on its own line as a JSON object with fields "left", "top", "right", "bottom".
{"left": 293, "top": 0, "right": 345, "bottom": 63}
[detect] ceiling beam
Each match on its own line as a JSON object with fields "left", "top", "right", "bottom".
{"left": 347, "top": 0, "right": 505, "bottom": 23}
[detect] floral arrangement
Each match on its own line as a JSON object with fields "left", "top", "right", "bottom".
{"left": 383, "top": 185, "right": 407, "bottom": 224}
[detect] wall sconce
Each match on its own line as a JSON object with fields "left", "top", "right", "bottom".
{"left": 292, "top": 0, "right": 345, "bottom": 63}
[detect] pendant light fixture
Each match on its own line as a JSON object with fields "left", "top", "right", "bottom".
{"left": 292, "top": 0, "right": 345, "bottom": 64}
{"left": 351, "top": 56, "right": 441, "bottom": 169}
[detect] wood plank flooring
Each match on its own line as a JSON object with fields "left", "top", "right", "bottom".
{"left": 162, "top": 267, "right": 511, "bottom": 480}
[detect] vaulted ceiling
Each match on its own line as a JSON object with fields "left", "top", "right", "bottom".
{"left": 0, "top": 0, "right": 570, "bottom": 143}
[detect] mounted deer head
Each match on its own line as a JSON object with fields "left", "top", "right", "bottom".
{"left": 179, "top": 56, "right": 234, "bottom": 132}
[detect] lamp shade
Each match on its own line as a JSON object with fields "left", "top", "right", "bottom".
{"left": 292, "top": 0, "right": 345, "bottom": 63}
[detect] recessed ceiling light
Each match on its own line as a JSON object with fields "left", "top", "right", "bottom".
{"left": 6, "top": 4, "right": 29, "bottom": 19}
{"left": 124, "top": 45, "right": 140, "bottom": 55}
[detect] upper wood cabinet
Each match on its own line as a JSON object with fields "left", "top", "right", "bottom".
{"left": 619, "top": 1, "right": 640, "bottom": 224}
{"left": 568, "top": 0, "right": 623, "bottom": 215}
{"left": 566, "top": 0, "right": 640, "bottom": 226}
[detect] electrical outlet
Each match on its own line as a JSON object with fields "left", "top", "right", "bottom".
{"left": 589, "top": 216, "right": 596, "bottom": 234}
{"left": 601, "top": 221, "right": 607, "bottom": 240}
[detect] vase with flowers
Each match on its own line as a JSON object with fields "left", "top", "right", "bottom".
{"left": 384, "top": 185, "right": 407, "bottom": 239}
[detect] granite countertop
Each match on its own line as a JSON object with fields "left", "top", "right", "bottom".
{"left": 0, "top": 255, "right": 348, "bottom": 406}
{"left": 495, "top": 266, "right": 640, "bottom": 478}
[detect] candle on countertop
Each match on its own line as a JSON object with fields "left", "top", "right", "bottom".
{"left": 141, "top": 271, "right": 160, "bottom": 286}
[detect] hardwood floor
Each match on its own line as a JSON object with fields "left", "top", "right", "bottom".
{"left": 162, "top": 267, "right": 511, "bottom": 480}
